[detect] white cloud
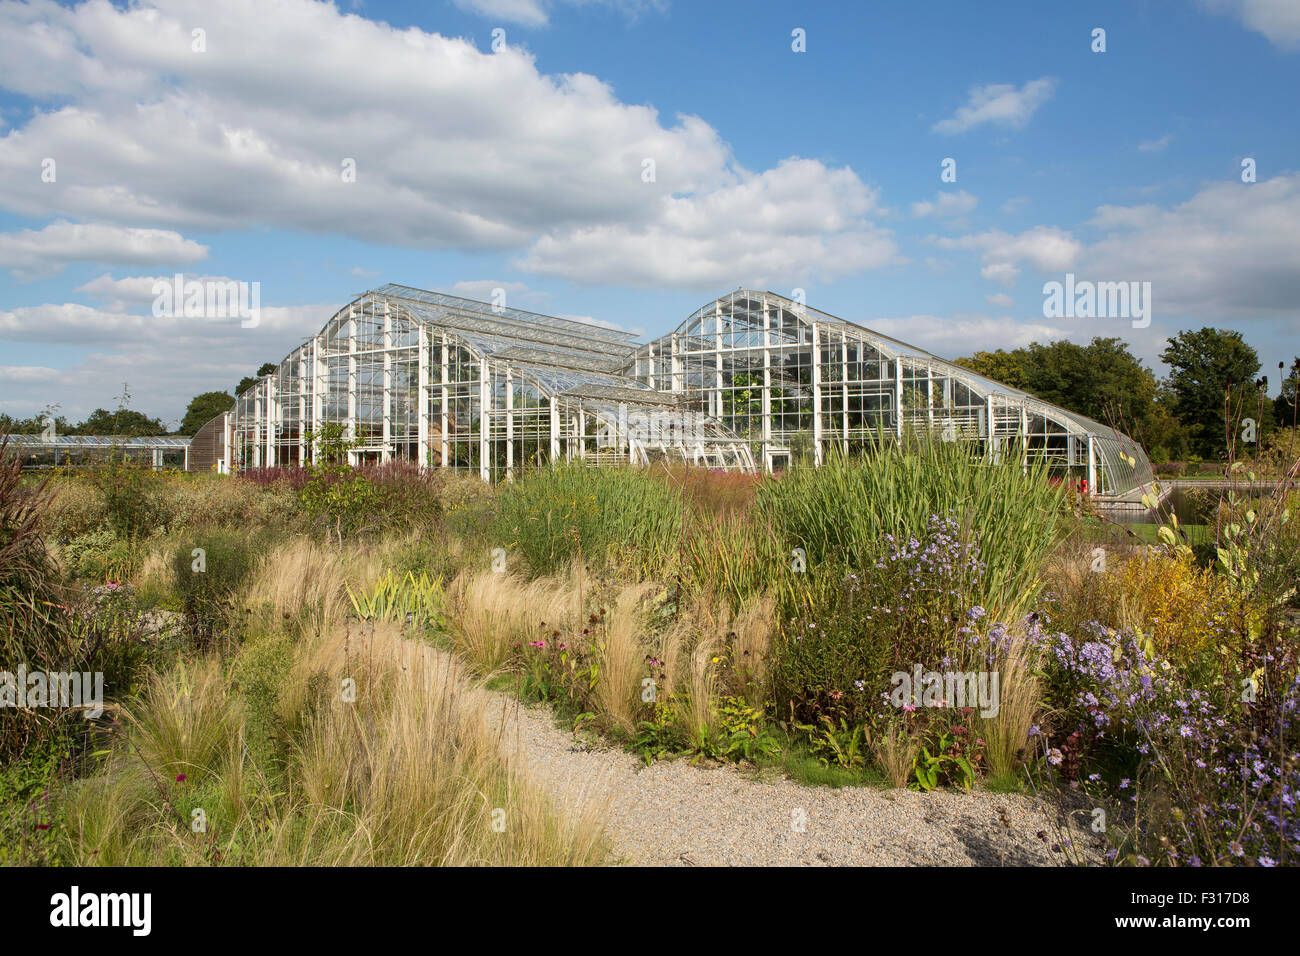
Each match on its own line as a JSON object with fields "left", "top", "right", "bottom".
{"left": 1083, "top": 173, "right": 1300, "bottom": 316}
{"left": 931, "top": 77, "right": 1057, "bottom": 136}
{"left": 0, "top": 0, "right": 884, "bottom": 291}
{"left": 1138, "top": 134, "right": 1173, "bottom": 153}
{"left": 911, "top": 189, "right": 978, "bottom": 219}
{"left": 1197, "top": 0, "right": 1300, "bottom": 50}
{"left": 870, "top": 314, "right": 1072, "bottom": 361}
{"left": 0, "top": 221, "right": 207, "bottom": 280}
{"left": 985, "top": 292, "right": 1014, "bottom": 307}
{"left": 444, "top": 279, "right": 534, "bottom": 301}
{"left": 453, "top": 0, "right": 549, "bottom": 28}
{"left": 452, "top": 0, "right": 667, "bottom": 29}
{"left": 0, "top": 365, "right": 58, "bottom": 384}
{"left": 931, "top": 226, "right": 1082, "bottom": 287}
{"left": 516, "top": 158, "right": 900, "bottom": 288}
{"left": 74, "top": 272, "right": 259, "bottom": 312}
{"left": 0, "top": 298, "right": 339, "bottom": 421}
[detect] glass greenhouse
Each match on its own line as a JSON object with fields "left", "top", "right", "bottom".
{"left": 222, "top": 284, "right": 1154, "bottom": 497}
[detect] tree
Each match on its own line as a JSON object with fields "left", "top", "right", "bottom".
{"left": 954, "top": 350, "right": 1034, "bottom": 391}
{"left": 71, "top": 407, "right": 165, "bottom": 436}
{"left": 180, "top": 391, "right": 235, "bottom": 436}
{"left": 959, "top": 338, "right": 1156, "bottom": 428}
{"left": 1026, "top": 338, "right": 1156, "bottom": 426}
{"left": 1160, "top": 328, "right": 1261, "bottom": 459}
{"left": 1141, "top": 388, "right": 1190, "bottom": 462}
{"left": 236, "top": 362, "right": 279, "bottom": 397}
{"left": 0, "top": 410, "right": 70, "bottom": 435}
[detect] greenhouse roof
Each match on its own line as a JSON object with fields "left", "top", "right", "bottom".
{"left": 2, "top": 434, "right": 190, "bottom": 448}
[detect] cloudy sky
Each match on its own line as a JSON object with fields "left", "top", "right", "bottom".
{"left": 0, "top": 0, "right": 1297, "bottom": 424}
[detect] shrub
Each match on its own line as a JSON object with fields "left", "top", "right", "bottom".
{"left": 58, "top": 528, "right": 136, "bottom": 583}
{"left": 770, "top": 514, "right": 982, "bottom": 726}
{"left": 88, "top": 455, "right": 164, "bottom": 540}
{"left": 363, "top": 460, "right": 445, "bottom": 531}
{"left": 172, "top": 530, "right": 258, "bottom": 649}
{"left": 1098, "top": 548, "right": 1236, "bottom": 666}
{"left": 160, "top": 476, "right": 301, "bottom": 532}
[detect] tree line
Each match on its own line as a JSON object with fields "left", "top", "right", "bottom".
{"left": 0, "top": 363, "right": 278, "bottom": 439}
{"left": 956, "top": 328, "right": 1299, "bottom": 461}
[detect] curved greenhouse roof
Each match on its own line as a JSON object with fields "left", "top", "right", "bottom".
{"left": 221, "top": 283, "right": 1152, "bottom": 498}
{"left": 621, "top": 289, "right": 1154, "bottom": 497}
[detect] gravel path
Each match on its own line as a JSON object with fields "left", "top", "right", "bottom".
{"left": 480, "top": 684, "right": 1102, "bottom": 867}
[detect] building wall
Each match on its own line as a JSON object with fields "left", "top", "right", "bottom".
{"left": 187, "top": 411, "right": 228, "bottom": 473}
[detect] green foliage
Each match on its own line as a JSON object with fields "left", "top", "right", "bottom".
{"left": 172, "top": 530, "right": 257, "bottom": 648}
{"left": 796, "top": 714, "right": 867, "bottom": 771}
{"left": 88, "top": 452, "right": 165, "bottom": 540}
{"left": 1161, "top": 327, "right": 1263, "bottom": 458}
{"left": 682, "top": 509, "right": 777, "bottom": 612}
{"left": 70, "top": 407, "right": 166, "bottom": 437}
{"left": 633, "top": 694, "right": 779, "bottom": 766}
{"left": 634, "top": 699, "right": 688, "bottom": 765}
{"left": 235, "top": 362, "right": 279, "bottom": 399}
{"left": 180, "top": 391, "right": 234, "bottom": 436}
{"left": 758, "top": 434, "right": 1066, "bottom": 618}
{"left": 712, "top": 695, "right": 781, "bottom": 763}
{"left": 229, "top": 632, "right": 295, "bottom": 788}
{"left": 1275, "top": 356, "right": 1300, "bottom": 427}
{"left": 911, "top": 729, "right": 976, "bottom": 792}
{"left": 0, "top": 448, "right": 70, "bottom": 759}
{"left": 299, "top": 424, "right": 379, "bottom": 544}
{"left": 59, "top": 528, "right": 135, "bottom": 582}
{"left": 493, "top": 464, "right": 683, "bottom": 578}
{"left": 958, "top": 338, "right": 1157, "bottom": 427}
{"left": 909, "top": 710, "right": 983, "bottom": 792}
{"left": 0, "top": 731, "right": 71, "bottom": 865}
{"left": 347, "top": 570, "right": 445, "bottom": 631}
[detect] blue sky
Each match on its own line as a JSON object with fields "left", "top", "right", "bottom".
{"left": 0, "top": 0, "right": 1297, "bottom": 424}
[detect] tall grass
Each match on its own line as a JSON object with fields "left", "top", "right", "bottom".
{"left": 757, "top": 433, "right": 1068, "bottom": 617}
{"left": 493, "top": 464, "right": 683, "bottom": 578}
{"left": 445, "top": 565, "right": 589, "bottom": 675}
{"left": 245, "top": 537, "right": 354, "bottom": 634}
{"left": 59, "top": 621, "right": 608, "bottom": 866}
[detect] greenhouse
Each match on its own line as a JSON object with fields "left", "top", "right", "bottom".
{"left": 2, "top": 434, "right": 191, "bottom": 470}
{"left": 221, "top": 284, "right": 1154, "bottom": 497}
